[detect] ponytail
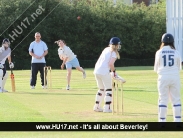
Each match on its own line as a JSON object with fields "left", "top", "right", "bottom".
{"left": 111, "top": 45, "right": 120, "bottom": 59}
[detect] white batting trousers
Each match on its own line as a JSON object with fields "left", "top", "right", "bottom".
{"left": 94, "top": 73, "right": 112, "bottom": 90}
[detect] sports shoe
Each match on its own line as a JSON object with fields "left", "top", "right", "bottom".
{"left": 0, "top": 89, "right": 3, "bottom": 93}
{"left": 93, "top": 107, "right": 103, "bottom": 112}
{"left": 93, "top": 105, "right": 103, "bottom": 112}
{"left": 30, "top": 86, "right": 35, "bottom": 89}
{"left": 103, "top": 109, "right": 112, "bottom": 113}
{"left": 42, "top": 85, "right": 47, "bottom": 89}
{"left": 82, "top": 70, "right": 86, "bottom": 79}
{"left": 2, "top": 89, "right": 8, "bottom": 92}
{"left": 66, "top": 85, "right": 70, "bottom": 90}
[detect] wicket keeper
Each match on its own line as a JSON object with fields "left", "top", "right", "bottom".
{"left": 0, "top": 38, "right": 14, "bottom": 92}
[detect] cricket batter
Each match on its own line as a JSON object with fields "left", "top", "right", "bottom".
{"left": 154, "top": 33, "right": 182, "bottom": 122}
{"left": 55, "top": 40, "right": 86, "bottom": 90}
{"left": 93, "top": 37, "right": 126, "bottom": 113}
{"left": 0, "top": 38, "right": 14, "bottom": 92}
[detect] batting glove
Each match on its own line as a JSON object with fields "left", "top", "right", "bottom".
{"left": 110, "top": 70, "right": 117, "bottom": 79}
{"left": 110, "top": 70, "right": 126, "bottom": 83}
{"left": 9, "top": 62, "right": 14, "bottom": 68}
{"left": 115, "top": 75, "right": 126, "bottom": 83}
{"left": 0, "top": 63, "right": 4, "bottom": 69}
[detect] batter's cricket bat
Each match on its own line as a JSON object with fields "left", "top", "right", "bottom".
{"left": 10, "top": 68, "right": 15, "bottom": 92}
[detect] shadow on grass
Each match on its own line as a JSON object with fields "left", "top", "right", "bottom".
{"left": 124, "top": 112, "right": 173, "bottom": 117}
{"left": 12, "top": 91, "right": 95, "bottom": 96}
{"left": 124, "top": 89, "right": 157, "bottom": 92}
{"left": 87, "top": 66, "right": 154, "bottom": 71}
{"left": 123, "top": 89, "right": 146, "bottom": 92}
{"left": 124, "top": 112, "right": 157, "bottom": 116}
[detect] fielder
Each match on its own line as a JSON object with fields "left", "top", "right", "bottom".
{"left": 93, "top": 37, "right": 126, "bottom": 113}
{"left": 55, "top": 39, "right": 86, "bottom": 90}
{"left": 154, "top": 33, "right": 182, "bottom": 122}
{"left": 0, "top": 38, "right": 14, "bottom": 92}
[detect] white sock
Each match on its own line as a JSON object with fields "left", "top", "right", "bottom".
{"left": 173, "top": 104, "right": 181, "bottom": 122}
{"left": 158, "top": 105, "right": 167, "bottom": 122}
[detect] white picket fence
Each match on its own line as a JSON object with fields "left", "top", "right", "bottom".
{"left": 166, "top": 0, "right": 183, "bottom": 60}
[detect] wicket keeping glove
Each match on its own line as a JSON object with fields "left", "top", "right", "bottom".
{"left": 0, "top": 63, "right": 4, "bottom": 69}
{"left": 9, "top": 62, "right": 14, "bottom": 68}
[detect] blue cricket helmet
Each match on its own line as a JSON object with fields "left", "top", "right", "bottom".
{"left": 2, "top": 38, "right": 10, "bottom": 44}
{"left": 161, "top": 33, "right": 174, "bottom": 43}
{"left": 109, "top": 37, "right": 121, "bottom": 45}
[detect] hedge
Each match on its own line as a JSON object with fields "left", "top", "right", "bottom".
{"left": 0, "top": 0, "right": 166, "bottom": 69}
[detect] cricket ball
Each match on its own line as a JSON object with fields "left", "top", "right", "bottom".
{"left": 77, "top": 16, "right": 81, "bottom": 20}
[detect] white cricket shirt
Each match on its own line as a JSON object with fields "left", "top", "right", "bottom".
{"left": 58, "top": 45, "right": 76, "bottom": 62}
{"left": 154, "top": 46, "right": 182, "bottom": 75}
{"left": 29, "top": 40, "right": 48, "bottom": 63}
{"left": 94, "top": 47, "right": 117, "bottom": 75}
{"left": 0, "top": 46, "right": 11, "bottom": 64}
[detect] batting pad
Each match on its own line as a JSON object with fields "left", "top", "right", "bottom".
{"left": 2, "top": 72, "right": 8, "bottom": 89}
{"left": 103, "top": 90, "right": 112, "bottom": 111}
{"left": 0, "top": 69, "right": 3, "bottom": 89}
{"left": 94, "top": 90, "right": 105, "bottom": 109}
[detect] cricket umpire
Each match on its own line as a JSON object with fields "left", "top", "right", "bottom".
{"left": 0, "top": 38, "right": 14, "bottom": 92}
{"left": 154, "top": 33, "right": 182, "bottom": 122}
{"left": 29, "top": 32, "right": 48, "bottom": 89}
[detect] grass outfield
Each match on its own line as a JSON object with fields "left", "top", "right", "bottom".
{"left": 0, "top": 66, "right": 183, "bottom": 137}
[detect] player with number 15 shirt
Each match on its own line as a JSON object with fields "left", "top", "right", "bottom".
{"left": 154, "top": 33, "right": 182, "bottom": 122}
{"left": 154, "top": 43, "right": 181, "bottom": 75}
